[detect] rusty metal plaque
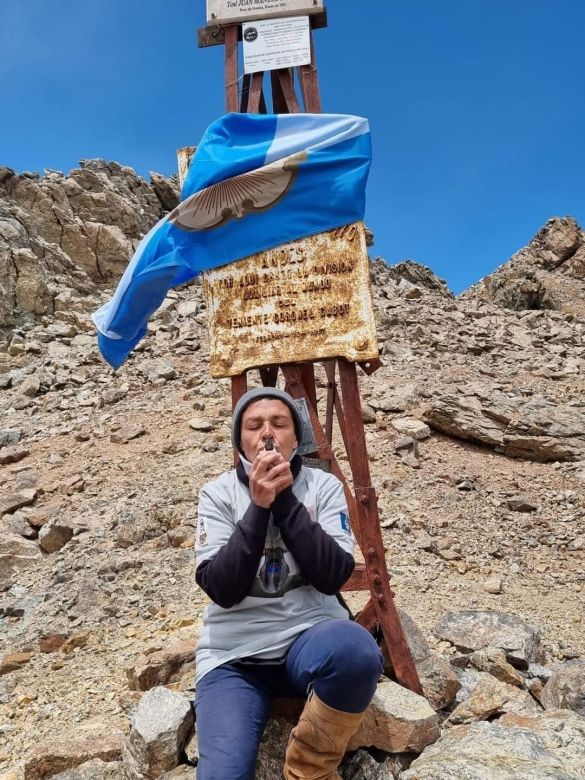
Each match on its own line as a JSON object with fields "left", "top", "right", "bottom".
{"left": 207, "top": 0, "right": 324, "bottom": 26}
{"left": 203, "top": 221, "right": 379, "bottom": 378}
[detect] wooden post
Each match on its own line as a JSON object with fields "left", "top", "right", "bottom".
{"left": 199, "top": 6, "right": 422, "bottom": 697}
{"left": 337, "top": 359, "right": 423, "bottom": 694}
{"left": 224, "top": 25, "right": 239, "bottom": 112}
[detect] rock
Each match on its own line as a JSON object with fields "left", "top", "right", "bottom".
{"left": 540, "top": 661, "right": 585, "bottom": 715}
{"left": 167, "top": 527, "right": 194, "bottom": 549}
{"left": 391, "top": 418, "right": 431, "bottom": 441}
{"left": 126, "top": 640, "right": 196, "bottom": 691}
{"left": 0, "top": 445, "right": 30, "bottom": 465}
{"left": 362, "top": 405, "right": 377, "bottom": 424}
{"left": 101, "top": 387, "right": 128, "bottom": 406}
{"left": 27, "top": 505, "right": 60, "bottom": 529}
{"left": 15, "top": 469, "right": 38, "bottom": 491}
{"left": 158, "top": 766, "right": 195, "bottom": 779}
{"left": 435, "top": 610, "right": 542, "bottom": 669}
{"left": 413, "top": 531, "right": 434, "bottom": 551}
{"left": 60, "top": 632, "right": 90, "bottom": 654}
{"left": 147, "top": 360, "right": 177, "bottom": 382}
{"left": 385, "top": 260, "right": 453, "bottom": 296}
{"left": 19, "top": 375, "right": 41, "bottom": 398}
{"left": 58, "top": 475, "right": 85, "bottom": 495}
{"left": 0, "top": 489, "right": 37, "bottom": 515}
{"left": 423, "top": 390, "right": 585, "bottom": 462}
{"left": 382, "top": 613, "right": 460, "bottom": 711}
{"left": 341, "top": 749, "right": 403, "bottom": 779}
{"left": 393, "top": 436, "right": 420, "bottom": 467}
{"left": 110, "top": 426, "right": 146, "bottom": 444}
{"left": 44, "top": 322, "right": 77, "bottom": 339}
{"left": 38, "top": 522, "right": 74, "bottom": 553}
{"left": 384, "top": 611, "right": 431, "bottom": 667}
{"left": 0, "top": 651, "right": 34, "bottom": 676}
{"left": 201, "top": 437, "right": 219, "bottom": 453}
{"left": 469, "top": 647, "right": 524, "bottom": 687}
{"left": 527, "top": 664, "right": 553, "bottom": 684}
{"left": 396, "top": 615, "right": 431, "bottom": 665}
{"left": 416, "top": 654, "right": 461, "bottom": 711}
{"left": 507, "top": 495, "right": 538, "bottom": 512}
{"left": 24, "top": 734, "right": 123, "bottom": 780}
{"left": 0, "top": 534, "right": 42, "bottom": 591}
{"left": 348, "top": 679, "right": 439, "bottom": 753}
{"left": 38, "top": 633, "right": 68, "bottom": 653}
{"left": 122, "top": 687, "right": 193, "bottom": 779}
{"left": 400, "top": 709, "right": 585, "bottom": 779}
{"left": 51, "top": 759, "right": 125, "bottom": 779}
{"left": 253, "top": 700, "right": 403, "bottom": 779}
{"left": 483, "top": 575, "right": 503, "bottom": 594}
{"left": 187, "top": 418, "right": 213, "bottom": 432}
{"left": 0, "top": 429, "right": 22, "bottom": 448}
{"left": 447, "top": 672, "right": 540, "bottom": 724}
{"left": 176, "top": 300, "right": 199, "bottom": 319}
{"left": 372, "top": 384, "right": 419, "bottom": 413}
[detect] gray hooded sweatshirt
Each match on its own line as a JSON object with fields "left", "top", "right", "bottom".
{"left": 195, "top": 459, "right": 355, "bottom": 683}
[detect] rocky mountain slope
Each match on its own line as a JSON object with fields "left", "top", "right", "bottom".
{"left": 0, "top": 162, "right": 179, "bottom": 329}
{"left": 0, "top": 164, "right": 584, "bottom": 779}
{"left": 462, "top": 216, "right": 585, "bottom": 318}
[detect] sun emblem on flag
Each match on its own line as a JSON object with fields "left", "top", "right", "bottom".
{"left": 168, "top": 150, "right": 307, "bottom": 231}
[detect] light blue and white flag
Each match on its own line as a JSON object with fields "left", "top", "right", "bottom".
{"left": 92, "top": 112, "right": 372, "bottom": 368}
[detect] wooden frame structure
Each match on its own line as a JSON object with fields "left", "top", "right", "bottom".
{"left": 198, "top": 12, "right": 422, "bottom": 695}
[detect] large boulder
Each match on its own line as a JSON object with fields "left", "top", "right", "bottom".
{"left": 541, "top": 661, "right": 585, "bottom": 716}
{"left": 447, "top": 673, "right": 540, "bottom": 724}
{"left": 400, "top": 709, "right": 585, "bottom": 780}
{"left": 423, "top": 390, "right": 585, "bottom": 462}
{"left": 435, "top": 610, "right": 542, "bottom": 669}
{"left": 349, "top": 680, "right": 439, "bottom": 753}
{"left": 24, "top": 734, "right": 123, "bottom": 780}
{"left": 382, "top": 611, "right": 460, "bottom": 711}
{"left": 122, "top": 687, "right": 194, "bottom": 779}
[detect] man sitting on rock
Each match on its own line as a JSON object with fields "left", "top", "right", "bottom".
{"left": 194, "top": 387, "right": 383, "bottom": 780}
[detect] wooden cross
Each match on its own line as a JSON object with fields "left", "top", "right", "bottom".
{"left": 198, "top": 9, "right": 422, "bottom": 695}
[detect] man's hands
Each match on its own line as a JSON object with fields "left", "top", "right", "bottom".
{"left": 249, "top": 450, "right": 293, "bottom": 509}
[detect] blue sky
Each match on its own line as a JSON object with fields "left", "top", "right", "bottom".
{"left": 2, "top": 0, "right": 584, "bottom": 293}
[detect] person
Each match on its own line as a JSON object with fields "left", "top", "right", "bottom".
{"left": 194, "top": 387, "right": 383, "bottom": 780}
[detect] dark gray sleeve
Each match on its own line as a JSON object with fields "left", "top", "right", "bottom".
{"left": 271, "top": 488, "right": 355, "bottom": 594}
{"left": 195, "top": 503, "right": 270, "bottom": 609}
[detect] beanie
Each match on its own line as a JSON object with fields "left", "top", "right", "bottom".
{"left": 232, "top": 387, "right": 304, "bottom": 454}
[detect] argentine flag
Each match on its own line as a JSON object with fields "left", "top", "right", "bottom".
{"left": 92, "top": 112, "right": 372, "bottom": 369}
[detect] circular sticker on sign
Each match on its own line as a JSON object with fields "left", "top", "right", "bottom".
{"left": 244, "top": 27, "right": 258, "bottom": 42}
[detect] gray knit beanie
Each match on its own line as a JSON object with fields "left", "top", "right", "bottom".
{"left": 232, "top": 387, "right": 303, "bottom": 454}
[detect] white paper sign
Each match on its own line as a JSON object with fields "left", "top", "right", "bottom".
{"left": 243, "top": 16, "right": 311, "bottom": 74}
{"left": 207, "top": 0, "right": 323, "bottom": 26}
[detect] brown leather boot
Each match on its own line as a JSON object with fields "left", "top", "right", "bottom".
{"left": 283, "top": 692, "right": 365, "bottom": 780}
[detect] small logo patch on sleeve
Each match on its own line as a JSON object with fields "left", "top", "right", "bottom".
{"left": 197, "top": 519, "right": 208, "bottom": 547}
{"left": 340, "top": 512, "right": 351, "bottom": 534}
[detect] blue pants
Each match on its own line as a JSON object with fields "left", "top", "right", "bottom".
{"left": 195, "top": 619, "right": 383, "bottom": 780}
